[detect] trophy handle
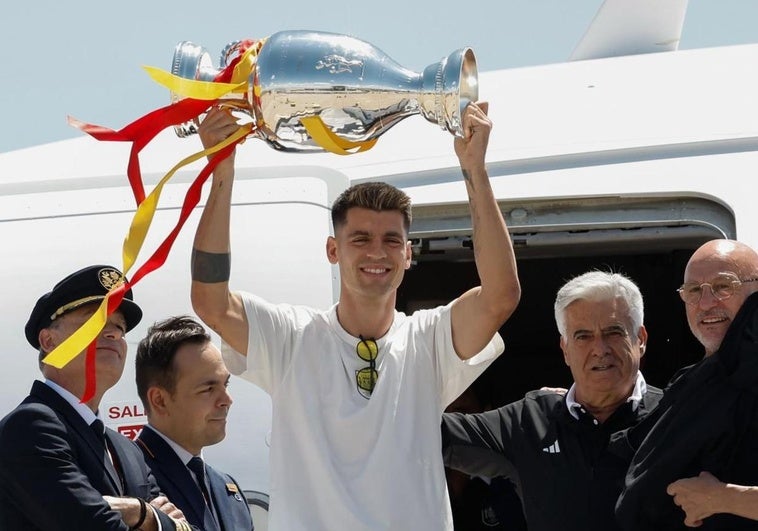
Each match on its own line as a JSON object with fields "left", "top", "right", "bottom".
{"left": 420, "top": 48, "right": 478, "bottom": 137}
{"left": 170, "top": 41, "right": 257, "bottom": 138}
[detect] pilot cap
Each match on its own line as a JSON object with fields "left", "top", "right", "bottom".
{"left": 25, "top": 265, "right": 142, "bottom": 349}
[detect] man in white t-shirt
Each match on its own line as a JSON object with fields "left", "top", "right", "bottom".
{"left": 190, "top": 102, "right": 521, "bottom": 531}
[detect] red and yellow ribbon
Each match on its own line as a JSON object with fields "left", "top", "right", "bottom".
{"left": 52, "top": 36, "right": 379, "bottom": 400}
{"left": 42, "top": 125, "right": 251, "bottom": 370}
{"left": 49, "top": 40, "right": 262, "bottom": 402}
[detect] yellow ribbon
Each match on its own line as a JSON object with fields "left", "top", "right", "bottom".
{"left": 43, "top": 125, "right": 253, "bottom": 368}
{"left": 145, "top": 39, "right": 374, "bottom": 155}
{"left": 143, "top": 66, "right": 245, "bottom": 100}
{"left": 121, "top": 123, "right": 252, "bottom": 273}
{"left": 143, "top": 40, "right": 263, "bottom": 100}
{"left": 42, "top": 294, "right": 117, "bottom": 369}
{"left": 46, "top": 38, "right": 375, "bottom": 368}
{"left": 46, "top": 42, "right": 264, "bottom": 369}
{"left": 300, "top": 115, "right": 378, "bottom": 155}
{"left": 229, "top": 43, "right": 262, "bottom": 86}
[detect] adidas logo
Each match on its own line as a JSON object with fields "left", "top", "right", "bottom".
{"left": 542, "top": 441, "right": 561, "bottom": 454}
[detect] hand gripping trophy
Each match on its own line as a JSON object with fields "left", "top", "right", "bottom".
{"left": 55, "top": 31, "right": 478, "bottom": 376}
{"left": 164, "top": 30, "right": 479, "bottom": 154}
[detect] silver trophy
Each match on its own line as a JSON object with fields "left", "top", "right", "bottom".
{"left": 170, "top": 30, "right": 478, "bottom": 152}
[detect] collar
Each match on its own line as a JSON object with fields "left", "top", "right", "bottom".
{"left": 328, "top": 303, "right": 396, "bottom": 349}
{"left": 143, "top": 424, "right": 202, "bottom": 466}
{"left": 565, "top": 371, "right": 647, "bottom": 420}
{"left": 43, "top": 379, "right": 98, "bottom": 426}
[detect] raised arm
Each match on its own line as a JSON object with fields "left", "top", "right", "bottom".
{"left": 191, "top": 107, "right": 249, "bottom": 355}
{"left": 450, "top": 102, "right": 520, "bottom": 359}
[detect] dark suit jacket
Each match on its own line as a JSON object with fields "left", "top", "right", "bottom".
{"left": 137, "top": 426, "right": 254, "bottom": 531}
{"left": 0, "top": 380, "right": 180, "bottom": 530}
{"left": 615, "top": 291, "right": 758, "bottom": 530}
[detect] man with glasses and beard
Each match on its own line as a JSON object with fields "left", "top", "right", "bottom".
{"left": 188, "top": 103, "right": 521, "bottom": 531}
{"left": 616, "top": 239, "right": 758, "bottom": 530}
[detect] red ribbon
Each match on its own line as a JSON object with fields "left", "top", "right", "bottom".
{"left": 78, "top": 143, "right": 238, "bottom": 402}
{"left": 71, "top": 41, "right": 255, "bottom": 403}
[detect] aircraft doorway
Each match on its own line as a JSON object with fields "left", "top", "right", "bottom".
{"left": 399, "top": 194, "right": 735, "bottom": 406}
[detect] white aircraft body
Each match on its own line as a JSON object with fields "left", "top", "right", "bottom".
{"left": 1, "top": 0, "right": 756, "bottom": 526}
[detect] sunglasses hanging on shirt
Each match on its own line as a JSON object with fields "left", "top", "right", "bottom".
{"left": 356, "top": 336, "right": 379, "bottom": 399}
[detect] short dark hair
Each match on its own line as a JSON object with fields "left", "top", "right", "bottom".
{"left": 135, "top": 316, "right": 211, "bottom": 412}
{"left": 331, "top": 182, "right": 412, "bottom": 234}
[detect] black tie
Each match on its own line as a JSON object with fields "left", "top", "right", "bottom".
{"left": 188, "top": 456, "right": 211, "bottom": 506}
{"left": 91, "top": 419, "right": 125, "bottom": 493}
{"left": 91, "top": 418, "right": 106, "bottom": 445}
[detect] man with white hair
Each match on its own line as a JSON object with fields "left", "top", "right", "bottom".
{"left": 442, "top": 270, "right": 663, "bottom": 531}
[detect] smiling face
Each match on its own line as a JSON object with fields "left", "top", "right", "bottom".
{"left": 156, "top": 341, "right": 232, "bottom": 455}
{"left": 683, "top": 240, "right": 758, "bottom": 356}
{"left": 40, "top": 303, "right": 128, "bottom": 397}
{"left": 327, "top": 207, "right": 412, "bottom": 303}
{"left": 560, "top": 297, "right": 646, "bottom": 406}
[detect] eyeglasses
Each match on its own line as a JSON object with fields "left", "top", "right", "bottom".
{"left": 355, "top": 337, "right": 378, "bottom": 398}
{"left": 677, "top": 274, "right": 758, "bottom": 305}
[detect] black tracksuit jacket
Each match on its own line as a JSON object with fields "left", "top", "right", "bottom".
{"left": 442, "top": 385, "right": 662, "bottom": 531}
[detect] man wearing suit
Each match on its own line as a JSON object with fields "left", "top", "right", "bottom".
{"left": 0, "top": 264, "right": 191, "bottom": 530}
{"left": 135, "top": 316, "right": 254, "bottom": 531}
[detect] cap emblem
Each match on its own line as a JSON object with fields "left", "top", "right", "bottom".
{"left": 98, "top": 268, "right": 124, "bottom": 291}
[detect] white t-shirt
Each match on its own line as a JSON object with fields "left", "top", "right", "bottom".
{"left": 222, "top": 293, "right": 503, "bottom": 531}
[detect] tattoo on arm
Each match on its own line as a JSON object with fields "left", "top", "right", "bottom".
{"left": 462, "top": 169, "right": 475, "bottom": 192}
{"left": 191, "top": 249, "right": 231, "bottom": 283}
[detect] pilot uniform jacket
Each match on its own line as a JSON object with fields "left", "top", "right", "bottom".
{"left": 0, "top": 380, "right": 181, "bottom": 530}
{"left": 615, "top": 291, "right": 758, "bottom": 531}
{"left": 442, "top": 384, "right": 663, "bottom": 531}
{"left": 136, "top": 425, "right": 254, "bottom": 531}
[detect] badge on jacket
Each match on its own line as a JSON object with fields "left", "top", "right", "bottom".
{"left": 226, "top": 483, "right": 243, "bottom": 500}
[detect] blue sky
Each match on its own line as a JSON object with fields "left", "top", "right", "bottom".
{"left": 1, "top": 0, "right": 756, "bottom": 153}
